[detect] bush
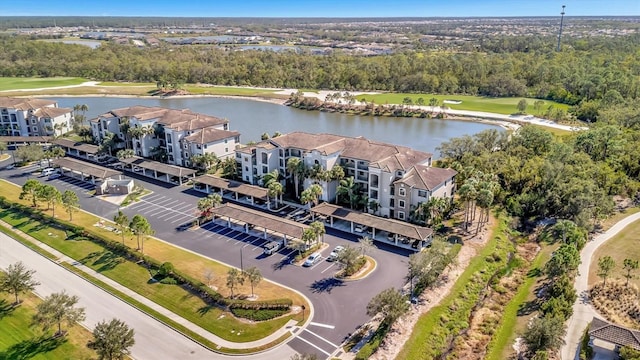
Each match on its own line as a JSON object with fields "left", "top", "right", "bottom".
{"left": 159, "top": 277, "right": 177, "bottom": 285}
{"left": 580, "top": 325, "right": 594, "bottom": 360}
{"left": 231, "top": 308, "right": 289, "bottom": 321}
{"left": 355, "top": 322, "right": 389, "bottom": 360}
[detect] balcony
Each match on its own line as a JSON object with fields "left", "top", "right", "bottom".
{"left": 357, "top": 175, "right": 368, "bottom": 182}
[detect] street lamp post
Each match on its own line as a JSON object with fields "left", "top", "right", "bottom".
{"left": 240, "top": 246, "right": 244, "bottom": 272}
{"left": 301, "top": 305, "right": 306, "bottom": 322}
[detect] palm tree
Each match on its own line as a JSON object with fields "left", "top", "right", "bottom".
{"left": 336, "top": 176, "right": 357, "bottom": 208}
{"left": 427, "top": 197, "right": 449, "bottom": 227}
{"left": 268, "top": 181, "right": 284, "bottom": 208}
{"left": 286, "top": 158, "right": 303, "bottom": 199}
{"left": 458, "top": 181, "right": 477, "bottom": 231}
{"left": 113, "top": 210, "right": 129, "bottom": 245}
{"left": 119, "top": 117, "right": 131, "bottom": 149}
{"left": 192, "top": 153, "right": 218, "bottom": 171}
{"left": 301, "top": 184, "right": 323, "bottom": 209}
{"left": 129, "top": 215, "right": 154, "bottom": 254}
{"left": 309, "top": 221, "right": 326, "bottom": 243}
{"left": 262, "top": 169, "right": 279, "bottom": 187}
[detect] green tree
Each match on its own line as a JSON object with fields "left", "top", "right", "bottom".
{"left": 19, "top": 179, "right": 42, "bottom": 207}
{"left": 0, "top": 141, "right": 7, "bottom": 154}
{"left": 366, "top": 288, "right": 410, "bottom": 326}
{"left": 623, "top": 259, "right": 639, "bottom": 286}
{"left": 43, "top": 147, "right": 65, "bottom": 167}
{"left": 267, "top": 181, "right": 284, "bottom": 208}
{"left": 37, "top": 184, "right": 61, "bottom": 216}
{"left": 113, "top": 210, "right": 129, "bottom": 245}
{"left": 300, "top": 184, "right": 322, "bottom": 209}
{"left": 0, "top": 261, "right": 40, "bottom": 305}
{"left": 226, "top": 268, "right": 244, "bottom": 299}
{"left": 14, "top": 144, "right": 44, "bottom": 163}
{"left": 336, "top": 245, "right": 362, "bottom": 276}
{"left": 309, "top": 221, "right": 326, "bottom": 243}
{"left": 88, "top": 318, "right": 135, "bottom": 360}
{"left": 545, "top": 244, "right": 581, "bottom": 278}
{"left": 61, "top": 190, "right": 79, "bottom": 221}
{"left": 129, "top": 214, "right": 154, "bottom": 254}
{"left": 116, "top": 149, "right": 134, "bottom": 160}
{"left": 597, "top": 256, "right": 616, "bottom": 285}
{"left": 521, "top": 315, "right": 565, "bottom": 355}
{"left": 517, "top": 99, "right": 528, "bottom": 114}
{"left": 358, "top": 236, "right": 376, "bottom": 257}
{"left": 197, "top": 193, "right": 222, "bottom": 223}
{"left": 244, "top": 266, "right": 262, "bottom": 298}
{"left": 33, "top": 291, "right": 86, "bottom": 337}
{"left": 286, "top": 157, "right": 303, "bottom": 199}
{"left": 336, "top": 176, "right": 358, "bottom": 208}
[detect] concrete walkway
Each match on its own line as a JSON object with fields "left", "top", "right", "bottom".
{"left": 0, "top": 220, "right": 299, "bottom": 351}
{"left": 561, "top": 212, "right": 640, "bottom": 360}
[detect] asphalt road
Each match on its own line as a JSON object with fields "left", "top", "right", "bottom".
{"left": 1, "top": 159, "right": 410, "bottom": 359}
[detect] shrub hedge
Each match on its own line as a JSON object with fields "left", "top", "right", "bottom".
{"left": 0, "top": 197, "right": 291, "bottom": 319}
{"left": 230, "top": 308, "right": 290, "bottom": 321}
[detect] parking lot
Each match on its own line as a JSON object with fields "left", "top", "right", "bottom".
{"left": 1, "top": 159, "right": 410, "bottom": 360}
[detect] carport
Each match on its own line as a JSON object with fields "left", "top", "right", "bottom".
{"left": 119, "top": 156, "right": 196, "bottom": 185}
{"left": 209, "top": 203, "right": 308, "bottom": 245}
{"left": 0, "top": 136, "right": 52, "bottom": 150}
{"left": 51, "top": 157, "right": 121, "bottom": 185}
{"left": 52, "top": 138, "right": 99, "bottom": 160}
{"left": 192, "top": 174, "right": 268, "bottom": 205}
{"left": 311, "top": 202, "right": 433, "bottom": 251}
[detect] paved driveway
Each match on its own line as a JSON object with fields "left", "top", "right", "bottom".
{"left": 1, "top": 164, "right": 410, "bottom": 359}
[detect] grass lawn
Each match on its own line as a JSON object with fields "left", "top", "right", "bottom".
{"left": 589, "top": 218, "right": 640, "bottom": 289}
{"left": 0, "top": 77, "right": 89, "bottom": 91}
{"left": 0, "top": 292, "right": 96, "bottom": 360}
{"left": 356, "top": 93, "right": 570, "bottom": 116}
{"left": 0, "top": 154, "right": 10, "bottom": 162}
{"left": 599, "top": 207, "right": 640, "bottom": 231}
{"left": 485, "top": 244, "right": 556, "bottom": 360}
{"left": 183, "top": 85, "right": 279, "bottom": 96}
{"left": 0, "top": 180, "right": 307, "bottom": 343}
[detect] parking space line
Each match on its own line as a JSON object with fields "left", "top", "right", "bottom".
{"left": 302, "top": 328, "right": 339, "bottom": 348}
{"left": 151, "top": 198, "right": 178, "bottom": 206}
{"left": 294, "top": 335, "right": 332, "bottom": 357}
{"left": 310, "top": 259, "right": 324, "bottom": 270}
{"left": 145, "top": 194, "right": 165, "bottom": 202}
{"left": 164, "top": 212, "right": 189, "bottom": 221}
{"left": 173, "top": 203, "right": 194, "bottom": 212}
{"left": 320, "top": 264, "right": 335, "bottom": 274}
{"left": 171, "top": 216, "right": 192, "bottom": 225}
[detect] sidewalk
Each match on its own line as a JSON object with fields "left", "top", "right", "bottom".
{"left": 0, "top": 220, "right": 299, "bottom": 351}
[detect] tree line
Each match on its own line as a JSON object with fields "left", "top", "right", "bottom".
{"left": 1, "top": 34, "right": 638, "bottom": 111}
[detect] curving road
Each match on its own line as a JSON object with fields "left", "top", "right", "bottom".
{"left": 0, "top": 231, "right": 300, "bottom": 360}
{"left": 561, "top": 212, "right": 640, "bottom": 360}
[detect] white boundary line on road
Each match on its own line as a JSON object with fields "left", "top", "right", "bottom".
{"left": 302, "top": 328, "right": 339, "bottom": 348}
{"left": 309, "top": 322, "right": 335, "bottom": 330}
{"left": 294, "top": 335, "right": 332, "bottom": 357}
{"left": 320, "top": 263, "right": 335, "bottom": 274}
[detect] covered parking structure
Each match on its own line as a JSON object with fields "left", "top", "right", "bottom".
{"left": 0, "top": 136, "right": 52, "bottom": 150}
{"left": 52, "top": 138, "right": 99, "bottom": 160}
{"left": 52, "top": 157, "right": 121, "bottom": 185}
{"left": 192, "top": 174, "right": 268, "bottom": 206}
{"left": 120, "top": 156, "right": 196, "bottom": 185}
{"left": 209, "top": 203, "right": 308, "bottom": 245}
{"left": 311, "top": 202, "right": 433, "bottom": 251}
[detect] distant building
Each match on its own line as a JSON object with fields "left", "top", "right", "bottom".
{"left": 236, "top": 132, "right": 456, "bottom": 222}
{"left": 0, "top": 97, "right": 73, "bottom": 137}
{"left": 91, "top": 106, "right": 240, "bottom": 167}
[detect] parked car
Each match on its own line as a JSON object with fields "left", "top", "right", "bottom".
{"left": 387, "top": 232, "right": 396, "bottom": 241}
{"left": 263, "top": 241, "right": 282, "bottom": 256}
{"left": 354, "top": 224, "right": 368, "bottom": 233}
{"left": 327, "top": 245, "right": 345, "bottom": 262}
{"left": 132, "top": 166, "right": 143, "bottom": 172}
{"left": 4, "top": 164, "right": 15, "bottom": 170}
{"left": 48, "top": 172, "right": 62, "bottom": 180}
{"left": 41, "top": 167, "right": 57, "bottom": 176}
{"left": 303, "top": 252, "right": 322, "bottom": 267}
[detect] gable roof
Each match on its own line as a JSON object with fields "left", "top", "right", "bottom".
{"left": 33, "top": 107, "right": 72, "bottom": 118}
{"left": 589, "top": 317, "right": 640, "bottom": 350}
{"left": 395, "top": 165, "right": 457, "bottom": 190}
{"left": 0, "top": 97, "right": 57, "bottom": 110}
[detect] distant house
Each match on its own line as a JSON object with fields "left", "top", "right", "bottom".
{"left": 91, "top": 106, "right": 240, "bottom": 167}
{"left": 0, "top": 97, "right": 72, "bottom": 137}
{"left": 236, "top": 131, "right": 456, "bottom": 222}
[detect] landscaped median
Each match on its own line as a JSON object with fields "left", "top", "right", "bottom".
{"left": 0, "top": 179, "right": 310, "bottom": 354}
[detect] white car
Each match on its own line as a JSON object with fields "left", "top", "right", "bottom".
{"left": 327, "top": 245, "right": 345, "bottom": 262}
{"left": 4, "top": 164, "right": 15, "bottom": 170}
{"left": 41, "top": 167, "right": 56, "bottom": 176}
{"left": 303, "top": 253, "right": 321, "bottom": 267}
{"left": 132, "top": 166, "right": 144, "bottom": 172}
{"left": 354, "top": 224, "right": 368, "bottom": 233}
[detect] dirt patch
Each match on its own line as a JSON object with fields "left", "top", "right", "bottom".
{"left": 370, "top": 215, "right": 496, "bottom": 360}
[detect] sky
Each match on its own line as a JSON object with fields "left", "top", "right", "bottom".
{"left": 4, "top": 0, "right": 639, "bottom": 17}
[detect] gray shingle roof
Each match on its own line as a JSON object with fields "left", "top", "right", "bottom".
{"left": 589, "top": 317, "right": 640, "bottom": 350}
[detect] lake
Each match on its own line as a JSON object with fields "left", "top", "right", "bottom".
{"left": 46, "top": 96, "right": 502, "bottom": 157}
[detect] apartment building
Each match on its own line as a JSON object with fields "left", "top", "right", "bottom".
{"left": 0, "top": 97, "right": 73, "bottom": 137}
{"left": 236, "top": 132, "right": 457, "bottom": 221}
{"left": 91, "top": 106, "right": 240, "bottom": 166}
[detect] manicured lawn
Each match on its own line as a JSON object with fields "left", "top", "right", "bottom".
{"left": 589, "top": 218, "right": 640, "bottom": 289}
{"left": 0, "top": 180, "right": 307, "bottom": 343}
{"left": 184, "top": 85, "right": 279, "bottom": 96}
{"left": 0, "top": 77, "right": 88, "bottom": 91}
{"left": 485, "top": 244, "right": 556, "bottom": 360}
{"left": 0, "top": 292, "right": 96, "bottom": 360}
{"left": 356, "top": 93, "right": 570, "bottom": 115}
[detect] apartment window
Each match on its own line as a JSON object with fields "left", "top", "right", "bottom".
{"left": 225, "top": 148, "right": 228, "bottom": 153}
{"left": 399, "top": 188, "right": 406, "bottom": 197}
{"left": 399, "top": 200, "right": 405, "bottom": 209}
{"left": 279, "top": 159, "right": 284, "bottom": 167}
{"left": 204, "top": 144, "right": 208, "bottom": 149}
{"left": 390, "top": 186, "right": 395, "bottom": 196}
{"left": 244, "top": 158, "right": 248, "bottom": 162}
{"left": 235, "top": 136, "right": 240, "bottom": 142}
{"left": 245, "top": 166, "right": 249, "bottom": 172}
{"left": 261, "top": 153, "right": 268, "bottom": 164}
{"left": 31, "top": 119, "right": 36, "bottom": 124}
{"left": 196, "top": 144, "right": 202, "bottom": 150}
{"left": 370, "top": 190, "right": 378, "bottom": 199}
{"left": 224, "top": 139, "right": 228, "bottom": 143}
{"left": 167, "top": 137, "right": 172, "bottom": 144}
{"left": 418, "top": 190, "right": 427, "bottom": 198}
{"left": 262, "top": 165, "right": 268, "bottom": 173}
{"left": 32, "top": 126, "right": 38, "bottom": 132}
{"left": 183, "top": 143, "right": 188, "bottom": 149}
{"left": 398, "top": 211, "right": 405, "bottom": 220}
{"left": 389, "top": 199, "right": 395, "bottom": 207}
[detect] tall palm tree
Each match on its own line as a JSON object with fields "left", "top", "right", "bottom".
{"left": 267, "top": 181, "right": 284, "bottom": 208}
{"left": 301, "top": 184, "right": 322, "bottom": 209}
{"left": 119, "top": 117, "right": 131, "bottom": 149}
{"left": 286, "top": 158, "right": 303, "bottom": 198}
{"left": 336, "top": 176, "right": 357, "bottom": 208}
{"left": 262, "top": 169, "right": 279, "bottom": 187}
{"left": 309, "top": 221, "right": 326, "bottom": 243}
{"left": 427, "top": 197, "right": 449, "bottom": 227}
{"left": 197, "top": 193, "right": 222, "bottom": 223}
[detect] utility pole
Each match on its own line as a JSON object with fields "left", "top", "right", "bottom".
{"left": 556, "top": 5, "right": 566, "bottom": 52}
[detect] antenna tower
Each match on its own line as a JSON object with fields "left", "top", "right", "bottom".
{"left": 556, "top": 5, "right": 566, "bottom": 52}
